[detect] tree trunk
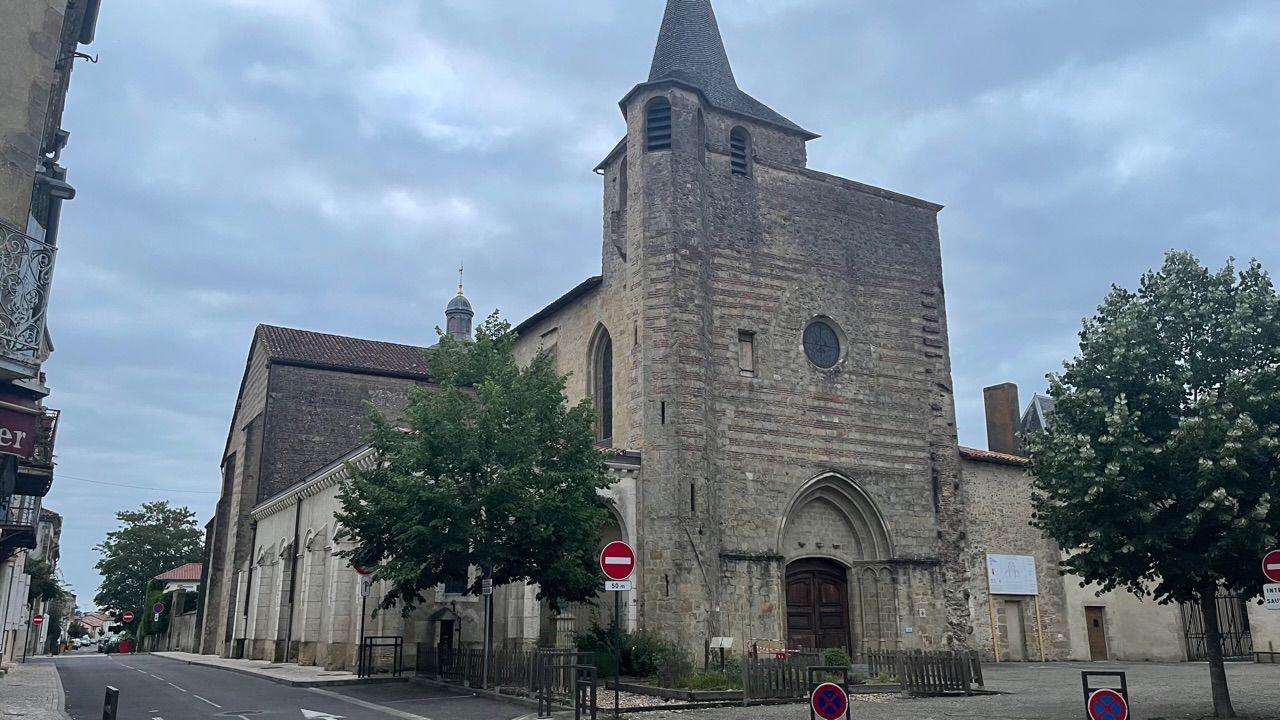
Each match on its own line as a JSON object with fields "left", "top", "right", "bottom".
{"left": 1200, "top": 590, "right": 1236, "bottom": 718}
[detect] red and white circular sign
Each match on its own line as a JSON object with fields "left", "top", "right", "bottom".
{"left": 31, "top": 614, "right": 43, "bottom": 626}
{"left": 599, "top": 541, "right": 636, "bottom": 581}
{"left": 354, "top": 564, "right": 374, "bottom": 577}
{"left": 1087, "top": 688, "right": 1128, "bottom": 720}
{"left": 122, "top": 611, "right": 135, "bottom": 623}
{"left": 1264, "top": 550, "right": 1280, "bottom": 583}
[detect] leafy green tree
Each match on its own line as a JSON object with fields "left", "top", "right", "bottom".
{"left": 1027, "top": 252, "right": 1280, "bottom": 718}
{"left": 93, "top": 501, "right": 202, "bottom": 631}
{"left": 337, "top": 313, "right": 614, "bottom": 612}
{"left": 68, "top": 621, "right": 88, "bottom": 639}
{"left": 24, "top": 558, "right": 64, "bottom": 604}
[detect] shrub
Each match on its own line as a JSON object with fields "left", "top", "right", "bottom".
{"left": 573, "top": 622, "right": 688, "bottom": 682}
{"left": 675, "top": 669, "right": 742, "bottom": 691}
{"left": 822, "top": 648, "right": 851, "bottom": 668}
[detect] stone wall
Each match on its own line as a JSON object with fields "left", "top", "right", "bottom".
{"left": 258, "top": 363, "right": 423, "bottom": 502}
{"left": 0, "top": 0, "right": 64, "bottom": 227}
{"left": 959, "top": 456, "right": 1072, "bottom": 661}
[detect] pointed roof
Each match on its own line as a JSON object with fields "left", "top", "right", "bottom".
{"left": 635, "top": 0, "right": 816, "bottom": 139}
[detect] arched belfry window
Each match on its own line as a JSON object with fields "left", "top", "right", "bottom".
{"left": 645, "top": 98, "right": 672, "bottom": 152}
{"left": 591, "top": 327, "right": 614, "bottom": 444}
{"left": 730, "top": 127, "right": 751, "bottom": 176}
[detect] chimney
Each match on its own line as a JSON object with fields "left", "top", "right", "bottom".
{"left": 983, "top": 383, "right": 1020, "bottom": 455}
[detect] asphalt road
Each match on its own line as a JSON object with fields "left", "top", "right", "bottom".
{"left": 52, "top": 650, "right": 534, "bottom": 720}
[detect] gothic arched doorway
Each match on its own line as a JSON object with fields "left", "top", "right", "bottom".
{"left": 785, "top": 558, "right": 850, "bottom": 652}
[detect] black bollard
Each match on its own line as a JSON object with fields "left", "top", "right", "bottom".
{"left": 102, "top": 686, "right": 119, "bottom": 720}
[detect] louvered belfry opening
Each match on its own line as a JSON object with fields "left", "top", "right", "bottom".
{"left": 646, "top": 98, "right": 673, "bottom": 151}
{"left": 730, "top": 127, "right": 750, "bottom": 176}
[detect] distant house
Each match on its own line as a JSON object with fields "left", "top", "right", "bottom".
{"left": 154, "top": 563, "right": 202, "bottom": 594}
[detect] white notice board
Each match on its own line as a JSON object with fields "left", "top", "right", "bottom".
{"left": 986, "top": 554, "right": 1038, "bottom": 595}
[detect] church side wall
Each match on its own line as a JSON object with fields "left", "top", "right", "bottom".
{"left": 203, "top": 338, "right": 270, "bottom": 655}
{"left": 258, "top": 364, "right": 422, "bottom": 503}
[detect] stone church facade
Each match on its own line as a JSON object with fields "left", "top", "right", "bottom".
{"left": 511, "top": 0, "right": 968, "bottom": 656}
{"left": 200, "top": 0, "right": 1280, "bottom": 671}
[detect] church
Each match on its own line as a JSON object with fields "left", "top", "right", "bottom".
{"left": 197, "top": 0, "right": 1279, "bottom": 671}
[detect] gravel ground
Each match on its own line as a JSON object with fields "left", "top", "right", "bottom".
{"left": 622, "top": 661, "right": 1280, "bottom": 720}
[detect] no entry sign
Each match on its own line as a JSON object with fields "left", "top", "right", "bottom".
{"left": 811, "top": 682, "right": 848, "bottom": 720}
{"left": 1088, "top": 688, "right": 1129, "bottom": 720}
{"left": 122, "top": 611, "right": 135, "bottom": 623}
{"left": 599, "top": 541, "right": 635, "bottom": 581}
{"left": 31, "top": 614, "right": 43, "bottom": 626}
{"left": 1263, "top": 550, "right": 1280, "bottom": 583}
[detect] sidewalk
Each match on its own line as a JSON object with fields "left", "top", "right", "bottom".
{"left": 0, "top": 660, "right": 71, "bottom": 720}
{"left": 152, "top": 650, "right": 409, "bottom": 687}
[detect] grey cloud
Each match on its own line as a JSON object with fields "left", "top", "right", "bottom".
{"left": 40, "top": 0, "right": 1279, "bottom": 602}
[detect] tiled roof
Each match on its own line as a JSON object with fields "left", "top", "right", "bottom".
{"left": 514, "top": 277, "right": 603, "bottom": 335}
{"left": 958, "top": 446, "right": 1029, "bottom": 467}
{"left": 258, "top": 325, "right": 432, "bottom": 379}
{"left": 641, "top": 0, "right": 816, "bottom": 138}
{"left": 154, "top": 562, "right": 203, "bottom": 582}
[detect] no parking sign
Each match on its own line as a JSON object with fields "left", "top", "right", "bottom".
{"left": 811, "top": 682, "right": 848, "bottom": 720}
{"left": 1088, "top": 688, "right": 1129, "bottom": 720}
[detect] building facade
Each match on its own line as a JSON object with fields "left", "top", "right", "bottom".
{"left": 0, "top": 0, "right": 98, "bottom": 661}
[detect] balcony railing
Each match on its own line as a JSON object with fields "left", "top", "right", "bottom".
{"left": 0, "top": 494, "right": 40, "bottom": 550}
{"left": 0, "top": 221, "right": 57, "bottom": 371}
{"left": 14, "top": 408, "right": 59, "bottom": 497}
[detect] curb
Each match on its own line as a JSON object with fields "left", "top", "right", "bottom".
{"left": 152, "top": 654, "right": 409, "bottom": 688}
{"left": 51, "top": 662, "right": 72, "bottom": 720}
{"left": 410, "top": 676, "right": 562, "bottom": 711}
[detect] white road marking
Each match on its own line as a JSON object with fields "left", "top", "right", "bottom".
{"left": 148, "top": 673, "right": 166, "bottom": 680}
{"left": 386, "top": 695, "right": 471, "bottom": 703}
{"left": 193, "top": 695, "right": 222, "bottom": 709}
{"left": 167, "top": 682, "right": 186, "bottom": 693}
{"left": 308, "top": 688, "right": 434, "bottom": 720}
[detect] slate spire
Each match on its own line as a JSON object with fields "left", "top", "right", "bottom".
{"left": 641, "top": 0, "right": 816, "bottom": 139}
{"left": 649, "top": 0, "right": 737, "bottom": 91}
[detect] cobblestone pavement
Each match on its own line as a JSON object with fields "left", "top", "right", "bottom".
{"left": 0, "top": 659, "right": 70, "bottom": 719}
{"left": 627, "top": 662, "right": 1280, "bottom": 720}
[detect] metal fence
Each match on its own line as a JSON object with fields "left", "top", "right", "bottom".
{"left": 867, "top": 649, "right": 983, "bottom": 695}
{"left": 416, "top": 645, "right": 593, "bottom": 696}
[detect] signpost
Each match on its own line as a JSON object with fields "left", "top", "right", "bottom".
{"left": 1263, "top": 550, "right": 1280, "bottom": 583}
{"left": 1082, "top": 671, "right": 1129, "bottom": 720}
{"left": 355, "top": 568, "right": 371, "bottom": 678}
{"left": 599, "top": 541, "right": 635, "bottom": 720}
{"left": 810, "top": 682, "right": 849, "bottom": 720}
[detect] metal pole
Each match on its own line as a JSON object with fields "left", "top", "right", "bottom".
{"left": 613, "top": 591, "right": 621, "bottom": 719}
{"left": 21, "top": 604, "right": 29, "bottom": 663}
{"left": 482, "top": 589, "right": 492, "bottom": 689}
{"left": 358, "top": 592, "right": 367, "bottom": 677}
{"left": 986, "top": 568, "right": 1000, "bottom": 662}
{"left": 1034, "top": 594, "right": 1046, "bottom": 662}
{"left": 102, "top": 685, "right": 119, "bottom": 720}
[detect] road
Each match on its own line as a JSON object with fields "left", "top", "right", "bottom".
{"left": 52, "top": 649, "right": 534, "bottom": 720}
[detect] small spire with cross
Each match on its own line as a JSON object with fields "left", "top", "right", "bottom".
{"left": 457, "top": 262, "right": 464, "bottom": 295}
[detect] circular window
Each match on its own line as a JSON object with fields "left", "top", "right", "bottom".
{"left": 803, "top": 319, "right": 841, "bottom": 369}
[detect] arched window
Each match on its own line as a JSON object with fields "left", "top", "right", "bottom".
{"left": 730, "top": 127, "right": 751, "bottom": 176}
{"left": 645, "top": 98, "right": 672, "bottom": 152}
{"left": 591, "top": 328, "right": 614, "bottom": 443}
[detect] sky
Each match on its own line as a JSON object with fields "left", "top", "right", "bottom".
{"left": 39, "top": 0, "right": 1280, "bottom": 605}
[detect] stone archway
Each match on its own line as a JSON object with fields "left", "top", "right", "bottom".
{"left": 778, "top": 473, "right": 893, "bottom": 655}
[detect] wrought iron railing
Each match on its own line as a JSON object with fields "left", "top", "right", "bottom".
{"left": 0, "top": 493, "right": 40, "bottom": 530}
{"left": 0, "top": 221, "right": 57, "bottom": 367}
